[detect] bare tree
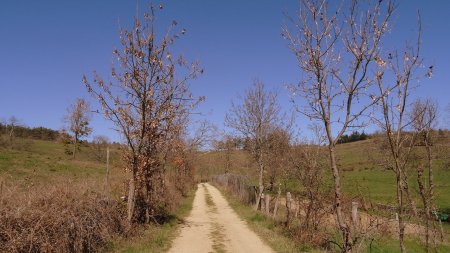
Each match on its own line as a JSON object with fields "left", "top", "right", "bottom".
{"left": 266, "top": 128, "right": 291, "bottom": 191}
{"left": 172, "top": 121, "right": 215, "bottom": 195}
{"left": 91, "top": 135, "right": 110, "bottom": 162}
{"left": 283, "top": 0, "right": 395, "bottom": 250}
{"left": 374, "top": 13, "right": 429, "bottom": 252}
{"left": 214, "top": 134, "right": 238, "bottom": 174}
{"left": 225, "top": 80, "right": 283, "bottom": 210}
{"left": 410, "top": 99, "right": 438, "bottom": 251}
{"left": 65, "top": 98, "right": 92, "bottom": 158}
{"left": 288, "top": 124, "right": 328, "bottom": 243}
{"left": 83, "top": 4, "right": 203, "bottom": 223}
{"left": 7, "top": 116, "right": 19, "bottom": 147}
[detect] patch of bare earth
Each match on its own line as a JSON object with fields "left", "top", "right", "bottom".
{"left": 168, "top": 183, "right": 274, "bottom": 253}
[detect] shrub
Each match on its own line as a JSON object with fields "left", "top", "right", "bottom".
{"left": 0, "top": 182, "right": 127, "bottom": 253}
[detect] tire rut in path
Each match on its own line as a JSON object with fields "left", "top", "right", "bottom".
{"left": 168, "top": 183, "right": 274, "bottom": 253}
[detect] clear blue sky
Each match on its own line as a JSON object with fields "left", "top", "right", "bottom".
{"left": 1, "top": 0, "right": 449, "bottom": 142}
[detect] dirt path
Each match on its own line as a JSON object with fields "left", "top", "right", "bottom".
{"left": 168, "top": 183, "right": 274, "bottom": 253}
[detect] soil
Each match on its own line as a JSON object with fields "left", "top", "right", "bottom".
{"left": 168, "top": 183, "right": 274, "bottom": 253}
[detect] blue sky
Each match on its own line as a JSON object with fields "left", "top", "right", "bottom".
{"left": 1, "top": 0, "right": 449, "bottom": 142}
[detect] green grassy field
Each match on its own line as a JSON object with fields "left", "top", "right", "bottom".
{"left": 336, "top": 137, "right": 450, "bottom": 211}
{"left": 0, "top": 138, "right": 120, "bottom": 181}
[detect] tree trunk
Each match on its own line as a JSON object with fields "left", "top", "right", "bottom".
{"left": 427, "top": 144, "right": 434, "bottom": 205}
{"left": 73, "top": 134, "right": 78, "bottom": 159}
{"left": 396, "top": 172, "right": 406, "bottom": 253}
{"left": 426, "top": 136, "right": 435, "bottom": 249}
{"left": 329, "top": 146, "right": 351, "bottom": 252}
{"left": 254, "top": 155, "right": 264, "bottom": 210}
{"left": 127, "top": 169, "right": 137, "bottom": 223}
{"left": 417, "top": 167, "right": 430, "bottom": 252}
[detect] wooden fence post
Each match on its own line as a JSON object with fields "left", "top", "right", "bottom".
{"left": 286, "top": 192, "right": 292, "bottom": 225}
{"left": 105, "top": 147, "right": 110, "bottom": 193}
{"left": 352, "top": 201, "right": 359, "bottom": 228}
{"left": 0, "top": 180, "right": 3, "bottom": 203}
{"left": 273, "top": 185, "right": 281, "bottom": 218}
{"left": 260, "top": 193, "right": 265, "bottom": 212}
{"left": 438, "top": 219, "right": 445, "bottom": 242}
{"left": 265, "top": 193, "right": 270, "bottom": 215}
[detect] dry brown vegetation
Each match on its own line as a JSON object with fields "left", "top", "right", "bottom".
{"left": 0, "top": 181, "right": 126, "bottom": 253}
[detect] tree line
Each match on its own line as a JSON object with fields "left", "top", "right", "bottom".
{"left": 0, "top": 118, "right": 59, "bottom": 142}
{"left": 337, "top": 131, "right": 369, "bottom": 144}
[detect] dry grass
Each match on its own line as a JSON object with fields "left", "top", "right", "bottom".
{"left": 0, "top": 180, "right": 128, "bottom": 253}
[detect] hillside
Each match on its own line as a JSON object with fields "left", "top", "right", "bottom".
{"left": 199, "top": 132, "right": 450, "bottom": 211}
{"left": 0, "top": 137, "right": 195, "bottom": 252}
{"left": 0, "top": 138, "right": 124, "bottom": 191}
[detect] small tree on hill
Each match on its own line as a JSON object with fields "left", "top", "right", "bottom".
{"left": 91, "top": 135, "right": 110, "bottom": 162}
{"left": 214, "top": 134, "right": 238, "bottom": 174}
{"left": 374, "top": 14, "right": 430, "bottom": 252}
{"left": 6, "top": 116, "right": 20, "bottom": 147}
{"left": 410, "top": 99, "right": 438, "bottom": 251}
{"left": 65, "top": 98, "right": 92, "bottom": 158}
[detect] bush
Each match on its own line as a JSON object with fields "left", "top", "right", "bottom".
{"left": 0, "top": 182, "right": 128, "bottom": 253}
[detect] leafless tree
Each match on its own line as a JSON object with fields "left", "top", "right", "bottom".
{"left": 225, "top": 80, "right": 284, "bottom": 210}
{"left": 214, "top": 134, "right": 238, "bottom": 174}
{"left": 283, "top": 0, "right": 395, "bottom": 250}
{"left": 172, "top": 121, "right": 215, "bottom": 195}
{"left": 83, "top": 4, "right": 203, "bottom": 223}
{"left": 65, "top": 98, "right": 92, "bottom": 158}
{"left": 289, "top": 124, "right": 328, "bottom": 243}
{"left": 374, "top": 13, "right": 430, "bottom": 252}
{"left": 7, "top": 116, "right": 19, "bottom": 147}
{"left": 410, "top": 99, "right": 438, "bottom": 251}
{"left": 91, "top": 135, "right": 110, "bottom": 162}
{"left": 266, "top": 128, "right": 291, "bottom": 191}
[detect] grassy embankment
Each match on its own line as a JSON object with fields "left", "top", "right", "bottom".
{"left": 0, "top": 137, "right": 195, "bottom": 252}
